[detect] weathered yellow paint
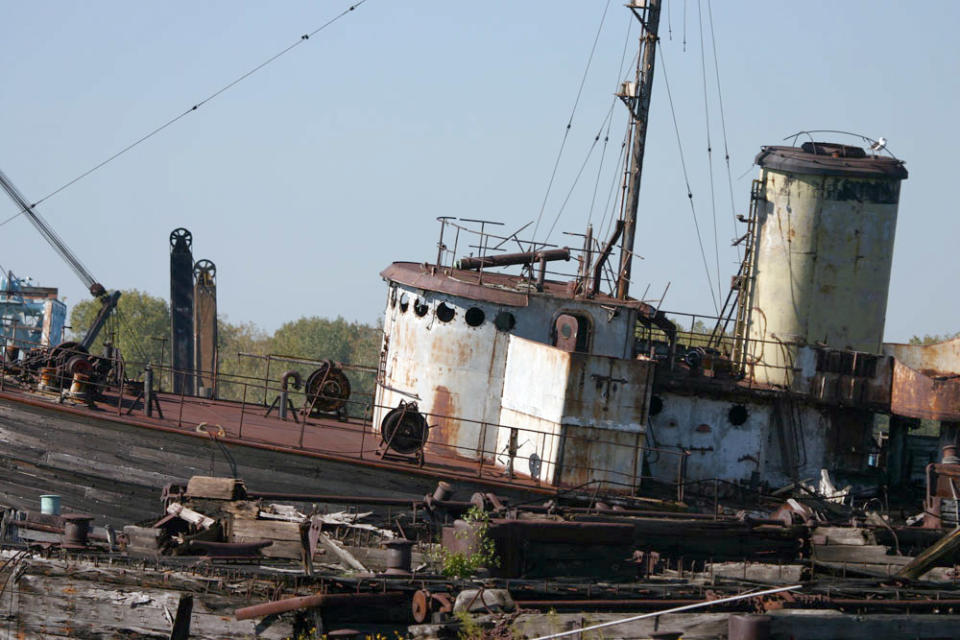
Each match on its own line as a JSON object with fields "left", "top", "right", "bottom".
{"left": 746, "top": 169, "right": 902, "bottom": 386}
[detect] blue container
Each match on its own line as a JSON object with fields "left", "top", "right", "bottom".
{"left": 40, "top": 494, "right": 61, "bottom": 515}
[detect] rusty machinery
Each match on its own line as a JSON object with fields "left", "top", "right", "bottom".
{"left": 378, "top": 400, "right": 430, "bottom": 466}
{"left": 0, "top": 168, "right": 122, "bottom": 396}
{"left": 302, "top": 360, "right": 352, "bottom": 420}
{"left": 923, "top": 444, "right": 960, "bottom": 528}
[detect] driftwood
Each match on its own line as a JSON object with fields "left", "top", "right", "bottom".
{"left": 167, "top": 502, "right": 215, "bottom": 529}
{"left": 318, "top": 532, "right": 368, "bottom": 572}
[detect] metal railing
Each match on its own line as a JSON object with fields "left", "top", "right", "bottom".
{"left": 1, "top": 352, "right": 690, "bottom": 500}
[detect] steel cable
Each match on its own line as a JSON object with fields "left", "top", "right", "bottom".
{"left": 0, "top": 1, "right": 368, "bottom": 228}
{"left": 532, "top": 0, "right": 612, "bottom": 246}
{"left": 658, "top": 43, "right": 718, "bottom": 313}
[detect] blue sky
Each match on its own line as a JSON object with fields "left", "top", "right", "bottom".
{"left": 1, "top": 1, "right": 957, "bottom": 342}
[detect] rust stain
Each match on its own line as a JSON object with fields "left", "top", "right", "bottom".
{"left": 891, "top": 360, "right": 960, "bottom": 422}
{"left": 429, "top": 385, "right": 461, "bottom": 457}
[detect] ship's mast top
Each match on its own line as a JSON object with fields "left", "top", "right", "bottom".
{"left": 615, "top": 0, "right": 661, "bottom": 299}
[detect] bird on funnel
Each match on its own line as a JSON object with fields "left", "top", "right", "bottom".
{"left": 869, "top": 137, "right": 887, "bottom": 154}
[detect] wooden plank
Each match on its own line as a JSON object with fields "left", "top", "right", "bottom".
{"left": 318, "top": 532, "right": 368, "bottom": 572}
{"left": 812, "top": 526, "right": 874, "bottom": 546}
{"left": 704, "top": 562, "right": 805, "bottom": 584}
{"left": 495, "top": 611, "right": 960, "bottom": 640}
{"left": 812, "top": 544, "right": 908, "bottom": 565}
{"left": 186, "top": 476, "right": 246, "bottom": 500}
{"left": 231, "top": 518, "right": 302, "bottom": 542}
{"left": 169, "top": 594, "right": 193, "bottom": 640}
{"left": 2, "top": 572, "right": 293, "bottom": 640}
{"left": 896, "top": 525, "right": 960, "bottom": 580}
{"left": 167, "top": 502, "right": 216, "bottom": 529}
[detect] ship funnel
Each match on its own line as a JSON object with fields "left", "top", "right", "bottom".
{"left": 741, "top": 141, "right": 908, "bottom": 386}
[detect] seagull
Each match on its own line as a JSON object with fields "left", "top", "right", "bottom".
{"left": 869, "top": 137, "right": 887, "bottom": 153}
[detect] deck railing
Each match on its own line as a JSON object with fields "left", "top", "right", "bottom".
{"left": 1, "top": 349, "right": 689, "bottom": 500}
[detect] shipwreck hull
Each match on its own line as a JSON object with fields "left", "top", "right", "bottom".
{"left": 0, "top": 394, "right": 540, "bottom": 527}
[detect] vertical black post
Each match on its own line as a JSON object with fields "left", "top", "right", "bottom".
{"left": 144, "top": 364, "right": 154, "bottom": 418}
{"left": 169, "top": 228, "right": 194, "bottom": 396}
{"left": 193, "top": 259, "right": 218, "bottom": 399}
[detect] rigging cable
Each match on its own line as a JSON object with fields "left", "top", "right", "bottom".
{"left": 697, "top": 0, "right": 722, "bottom": 303}
{"left": 0, "top": 1, "right": 368, "bottom": 229}
{"left": 667, "top": 0, "right": 673, "bottom": 41}
{"left": 544, "top": 101, "right": 617, "bottom": 243}
{"left": 707, "top": 0, "right": 741, "bottom": 261}
{"left": 531, "top": 0, "right": 612, "bottom": 247}
{"left": 683, "top": 0, "right": 688, "bottom": 52}
{"left": 586, "top": 104, "right": 616, "bottom": 227}
{"left": 594, "top": 26, "right": 639, "bottom": 244}
{"left": 597, "top": 125, "right": 630, "bottom": 243}
{"left": 590, "top": 20, "right": 636, "bottom": 231}
{"left": 658, "top": 42, "right": 719, "bottom": 314}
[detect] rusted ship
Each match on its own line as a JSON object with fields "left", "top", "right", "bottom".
{"left": 2, "top": 0, "right": 960, "bottom": 532}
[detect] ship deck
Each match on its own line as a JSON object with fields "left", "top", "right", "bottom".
{"left": 0, "top": 379, "right": 548, "bottom": 496}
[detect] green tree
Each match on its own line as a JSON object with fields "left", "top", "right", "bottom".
{"left": 69, "top": 289, "right": 170, "bottom": 379}
{"left": 269, "top": 316, "right": 382, "bottom": 416}
{"left": 69, "top": 290, "right": 384, "bottom": 412}
{"left": 908, "top": 331, "right": 960, "bottom": 345}
{"left": 271, "top": 316, "right": 378, "bottom": 365}
{"left": 216, "top": 318, "right": 271, "bottom": 401}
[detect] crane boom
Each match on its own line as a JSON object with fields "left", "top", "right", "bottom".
{"left": 0, "top": 166, "right": 119, "bottom": 350}
{"left": 0, "top": 168, "right": 104, "bottom": 297}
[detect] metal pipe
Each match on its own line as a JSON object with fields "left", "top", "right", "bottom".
{"left": 234, "top": 591, "right": 404, "bottom": 621}
{"left": 457, "top": 248, "right": 570, "bottom": 271}
{"left": 593, "top": 221, "right": 624, "bottom": 295}
{"left": 243, "top": 490, "right": 783, "bottom": 523}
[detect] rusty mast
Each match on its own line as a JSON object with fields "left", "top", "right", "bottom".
{"left": 616, "top": 0, "right": 661, "bottom": 300}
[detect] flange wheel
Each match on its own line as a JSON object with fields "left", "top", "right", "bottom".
{"left": 304, "top": 362, "right": 351, "bottom": 414}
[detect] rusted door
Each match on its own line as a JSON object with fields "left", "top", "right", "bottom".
{"left": 554, "top": 314, "right": 579, "bottom": 352}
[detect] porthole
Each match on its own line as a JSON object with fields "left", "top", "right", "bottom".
{"left": 436, "top": 302, "right": 455, "bottom": 322}
{"left": 529, "top": 453, "right": 542, "bottom": 479}
{"left": 494, "top": 311, "right": 516, "bottom": 332}
{"left": 414, "top": 298, "right": 428, "bottom": 317}
{"left": 465, "top": 307, "right": 485, "bottom": 327}
{"left": 728, "top": 404, "right": 749, "bottom": 426}
{"left": 649, "top": 395, "right": 664, "bottom": 416}
{"left": 399, "top": 293, "right": 409, "bottom": 313}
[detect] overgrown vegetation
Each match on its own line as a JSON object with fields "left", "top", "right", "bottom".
{"left": 455, "top": 610, "right": 485, "bottom": 640}
{"left": 439, "top": 506, "right": 500, "bottom": 579}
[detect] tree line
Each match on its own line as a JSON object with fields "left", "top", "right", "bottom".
{"left": 70, "top": 289, "right": 381, "bottom": 414}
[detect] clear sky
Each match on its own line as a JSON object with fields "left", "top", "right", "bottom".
{"left": 1, "top": 1, "right": 957, "bottom": 343}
